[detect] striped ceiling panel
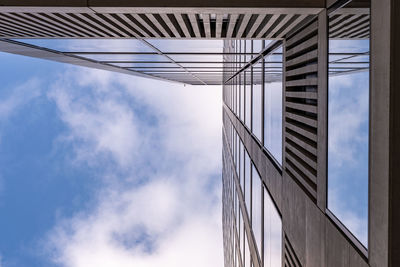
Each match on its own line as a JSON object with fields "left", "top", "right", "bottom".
{"left": 328, "top": 8, "right": 370, "bottom": 39}
{"left": 0, "top": 9, "right": 319, "bottom": 39}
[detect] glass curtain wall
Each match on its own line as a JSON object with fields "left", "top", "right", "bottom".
{"left": 263, "top": 187, "right": 282, "bottom": 267}
{"left": 245, "top": 40, "right": 252, "bottom": 129}
{"left": 264, "top": 46, "right": 283, "bottom": 165}
{"left": 245, "top": 150, "right": 251, "bottom": 214}
{"left": 222, "top": 39, "right": 283, "bottom": 267}
{"left": 252, "top": 165, "right": 262, "bottom": 258}
{"left": 252, "top": 59, "right": 263, "bottom": 141}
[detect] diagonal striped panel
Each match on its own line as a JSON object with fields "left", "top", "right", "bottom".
{"left": 284, "top": 234, "right": 302, "bottom": 267}
{"left": 0, "top": 8, "right": 319, "bottom": 39}
{"left": 284, "top": 18, "right": 319, "bottom": 201}
{"left": 329, "top": 13, "right": 369, "bottom": 39}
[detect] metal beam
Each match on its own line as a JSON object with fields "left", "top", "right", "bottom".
{"left": 0, "top": 38, "right": 177, "bottom": 83}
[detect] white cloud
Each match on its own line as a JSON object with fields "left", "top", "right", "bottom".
{"left": 47, "top": 177, "right": 222, "bottom": 267}
{"left": 48, "top": 78, "right": 142, "bottom": 168}
{"left": 328, "top": 72, "right": 369, "bottom": 166}
{"left": 44, "top": 67, "right": 223, "bottom": 267}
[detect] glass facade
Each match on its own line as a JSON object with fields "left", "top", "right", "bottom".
{"left": 245, "top": 231, "right": 251, "bottom": 267}
{"left": 222, "top": 118, "right": 283, "bottom": 267}
{"left": 222, "top": 39, "right": 283, "bottom": 267}
{"left": 264, "top": 187, "right": 282, "bottom": 267}
{"left": 327, "top": 0, "right": 370, "bottom": 248}
{"left": 264, "top": 46, "right": 283, "bottom": 165}
{"left": 222, "top": 39, "right": 283, "bottom": 164}
{"left": 15, "top": 38, "right": 225, "bottom": 84}
{"left": 245, "top": 149, "right": 251, "bottom": 215}
{"left": 221, "top": 3, "right": 374, "bottom": 264}
{"left": 252, "top": 59, "right": 263, "bottom": 141}
{"left": 252, "top": 165, "right": 262, "bottom": 256}
{"left": 245, "top": 71, "right": 251, "bottom": 129}
{"left": 240, "top": 73, "right": 245, "bottom": 121}
{"left": 240, "top": 208, "right": 244, "bottom": 265}
{"left": 223, "top": 42, "right": 283, "bottom": 262}
{"left": 240, "top": 139, "right": 245, "bottom": 191}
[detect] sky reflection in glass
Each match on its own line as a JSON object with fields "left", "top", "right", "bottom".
{"left": 14, "top": 39, "right": 155, "bottom": 52}
{"left": 252, "top": 60, "right": 262, "bottom": 141}
{"left": 264, "top": 46, "right": 283, "bottom": 165}
{"left": 240, "top": 140, "right": 245, "bottom": 192}
{"left": 240, "top": 73, "right": 245, "bottom": 121}
{"left": 252, "top": 165, "right": 262, "bottom": 257}
{"left": 245, "top": 71, "right": 251, "bottom": 130}
{"left": 245, "top": 150, "right": 251, "bottom": 214}
{"left": 328, "top": 37, "right": 369, "bottom": 248}
{"left": 263, "top": 187, "right": 282, "bottom": 267}
{"left": 239, "top": 208, "right": 244, "bottom": 264}
{"left": 244, "top": 231, "right": 251, "bottom": 267}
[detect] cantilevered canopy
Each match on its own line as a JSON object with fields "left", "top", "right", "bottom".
{"left": 0, "top": 3, "right": 369, "bottom": 85}
{"left": 0, "top": 38, "right": 283, "bottom": 85}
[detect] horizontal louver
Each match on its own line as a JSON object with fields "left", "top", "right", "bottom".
{"left": 284, "top": 19, "right": 318, "bottom": 201}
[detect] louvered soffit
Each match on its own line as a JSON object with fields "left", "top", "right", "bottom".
{"left": 0, "top": 6, "right": 368, "bottom": 85}
{"left": 0, "top": 8, "right": 321, "bottom": 39}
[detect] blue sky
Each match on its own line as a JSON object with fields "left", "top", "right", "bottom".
{"left": 0, "top": 48, "right": 222, "bottom": 266}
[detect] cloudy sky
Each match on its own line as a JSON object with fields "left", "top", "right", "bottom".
{"left": 0, "top": 47, "right": 223, "bottom": 266}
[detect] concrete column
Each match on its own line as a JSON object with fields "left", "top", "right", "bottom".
{"left": 370, "top": 0, "right": 400, "bottom": 266}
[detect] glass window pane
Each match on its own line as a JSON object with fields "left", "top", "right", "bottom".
{"left": 237, "top": 138, "right": 244, "bottom": 183}
{"left": 252, "top": 166, "right": 262, "bottom": 256}
{"left": 253, "top": 40, "right": 263, "bottom": 54}
{"left": 243, "top": 40, "right": 246, "bottom": 60}
{"left": 264, "top": 46, "right": 283, "bottom": 165}
{"left": 233, "top": 78, "right": 236, "bottom": 114}
{"left": 236, "top": 80, "right": 240, "bottom": 116}
{"left": 236, "top": 134, "right": 240, "bottom": 174}
{"left": 72, "top": 53, "right": 167, "bottom": 62}
{"left": 236, "top": 193, "right": 240, "bottom": 232}
{"left": 252, "top": 60, "right": 262, "bottom": 141}
{"left": 240, "top": 209, "right": 244, "bottom": 265}
{"left": 235, "top": 132, "right": 238, "bottom": 170}
{"left": 179, "top": 62, "right": 223, "bottom": 68}
{"left": 264, "top": 187, "right": 282, "bottom": 267}
{"left": 246, "top": 40, "right": 252, "bottom": 62}
{"left": 111, "top": 62, "right": 175, "bottom": 68}
{"left": 134, "top": 67, "right": 182, "bottom": 72}
{"left": 240, "top": 73, "right": 245, "bottom": 121}
{"left": 270, "top": 197, "right": 282, "bottom": 267}
{"left": 168, "top": 54, "right": 222, "bottom": 62}
{"left": 264, "top": 193, "right": 271, "bottom": 267}
{"left": 147, "top": 39, "right": 222, "bottom": 53}
{"left": 245, "top": 150, "right": 251, "bottom": 213}
{"left": 13, "top": 38, "right": 155, "bottom": 52}
{"left": 245, "top": 231, "right": 251, "bottom": 267}
{"left": 240, "top": 140, "right": 245, "bottom": 192}
{"left": 245, "top": 71, "right": 251, "bottom": 129}
{"left": 327, "top": 1, "right": 370, "bottom": 248}
{"left": 233, "top": 229, "right": 236, "bottom": 267}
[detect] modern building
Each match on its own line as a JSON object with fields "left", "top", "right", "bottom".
{"left": 0, "top": 0, "right": 399, "bottom": 266}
